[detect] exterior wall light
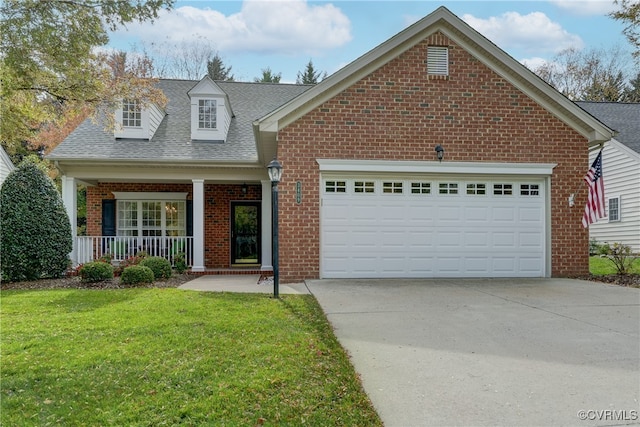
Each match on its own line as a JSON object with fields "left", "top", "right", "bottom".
{"left": 435, "top": 144, "right": 445, "bottom": 162}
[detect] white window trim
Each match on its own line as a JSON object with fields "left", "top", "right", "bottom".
{"left": 198, "top": 99, "right": 217, "bottom": 130}
{"left": 114, "top": 193, "right": 188, "bottom": 237}
{"left": 112, "top": 192, "right": 188, "bottom": 200}
{"left": 122, "top": 99, "right": 142, "bottom": 128}
{"left": 608, "top": 195, "right": 621, "bottom": 222}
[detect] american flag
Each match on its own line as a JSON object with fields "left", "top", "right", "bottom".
{"left": 582, "top": 149, "right": 606, "bottom": 228}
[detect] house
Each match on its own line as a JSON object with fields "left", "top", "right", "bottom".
{"left": 49, "top": 7, "right": 614, "bottom": 282}
{"left": 577, "top": 102, "right": 640, "bottom": 253}
{"left": 0, "top": 145, "right": 14, "bottom": 188}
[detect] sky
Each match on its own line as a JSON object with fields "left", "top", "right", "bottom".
{"left": 107, "top": 0, "right": 633, "bottom": 83}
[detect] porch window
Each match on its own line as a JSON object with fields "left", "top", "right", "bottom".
{"left": 117, "top": 200, "right": 186, "bottom": 236}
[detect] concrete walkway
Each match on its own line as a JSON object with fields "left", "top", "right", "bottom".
{"left": 178, "top": 274, "right": 310, "bottom": 294}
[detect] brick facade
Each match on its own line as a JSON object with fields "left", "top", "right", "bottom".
{"left": 83, "top": 32, "right": 594, "bottom": 282}
{"left": 86, "top": 182, "right": 262, "bottom": 269}
{"left": 276, "top": 33, "right": 589, "bottom": 282}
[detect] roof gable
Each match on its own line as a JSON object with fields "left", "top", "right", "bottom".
{"left": 256, "top": 6, "right": 613, "bottom": 145}
{"left": 188, "top": 76, "right": 227, "bottom": 98}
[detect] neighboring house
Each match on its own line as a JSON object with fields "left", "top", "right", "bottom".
{"left": 577, "top": 102, "right": 640, "bottom": 253}
{"left": 0, "top": 145, "right": 15, "bottom": 188}
{"left": 49, "top": 7, "right": 614, "bottom": 282}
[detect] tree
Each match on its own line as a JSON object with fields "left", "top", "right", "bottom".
{"left": 296, "top": 60, "right": 327, "bottom": 84}
{"left": 582, "top": 71, "right": 628, "bottom": 102}
{"left": 533, "top": 46, "right": 632, "bottom": 101}
{"left": 147, "top": 37, "right": 216, "bottom": 80}
{"left": 1, "top": 158, "right": 73, "bottom": 281}
{"left": 611, "top": 0, "right": 640, "bottom": 58}
{"left": 622, "top": 72, "right": 640, "bottom": 101}
{"left": 0, "top": 0, "right": 174, "bottom": 155}
{"left": 254, "top": 67, "right": 282, "bottom": 83}
{"left": 207, "top": 54, "right": 235, "bottom": 81}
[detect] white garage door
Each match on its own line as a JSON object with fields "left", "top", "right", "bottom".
{"left": 321, "top": 176, "right": 546, "bottom": 278}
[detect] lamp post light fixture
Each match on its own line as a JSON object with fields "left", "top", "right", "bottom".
{"left": 435, "top": 144, "right": 445, "bottom": 162}
{"left": 267, "top": 158, "right": 283, "bottom": 298}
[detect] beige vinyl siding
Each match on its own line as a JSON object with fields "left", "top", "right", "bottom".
{"left": 588, "top": 141, "right": 640, "bottom": 252}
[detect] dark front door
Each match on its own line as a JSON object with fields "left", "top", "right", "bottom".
{"left": 231, "top": 202, "right": 260, "bottom": 265}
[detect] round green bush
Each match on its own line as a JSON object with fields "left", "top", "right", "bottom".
{"left": 139, "top": 256, "right": 172, "bottom": 280}
{"left": 79, "top": 262, "right": 114, "bottom": 283}
{"left": 0, "top": 160, "right": 72, "bottom": 281}
{"left": 173, "top": 253, "right": 188, "bottom": 274}
{"left": 120, "top": 265, "right": 155, "bottom": 286}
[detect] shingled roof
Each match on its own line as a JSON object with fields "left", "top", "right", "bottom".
{"left": 576, "top": 102, "right": 640, "bottom": 154}
{"left": 48, "top": 79, "right": 312, "bottom": 163}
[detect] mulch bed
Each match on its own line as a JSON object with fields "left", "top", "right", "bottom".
{"left": 570, "top": 273, "right": 640, "bottom": 288}
{"left": 0, "top": 274, "right": 195, "bottom": 290}
{"left": 1, "top": 273, "right": 638, "bottom": 291}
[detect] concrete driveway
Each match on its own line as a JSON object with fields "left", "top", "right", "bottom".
{"left": 305, "top": 278, "right": 640, "bottom": 427}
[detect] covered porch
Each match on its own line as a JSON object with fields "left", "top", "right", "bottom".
{"left": 59, "top": 163, "right": 275, "bottom": 273}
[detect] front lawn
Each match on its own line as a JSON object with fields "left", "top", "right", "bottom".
{"left": 1, "top": 289, "right": 381, "bottom": 426}
{"left": 590, "top": 255, "right": 640, "bottom": 275}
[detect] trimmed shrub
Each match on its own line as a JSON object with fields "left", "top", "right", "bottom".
{"left": 174, "top": 252, "right": 188, "bottom": 274}
{"left": 114, "top": 252, "right": 147, "bottom": 277}
{"left": 139, "top": 256, "right": 172, "bottom": 280}
{"left": 79, "top": 262, "right": 114, "bottom": 283}
{"left": 120, "top": 265, "right": 154, "bottom": 286}
{"left": 0, "top": 160, "right": 72, "bottom": 281}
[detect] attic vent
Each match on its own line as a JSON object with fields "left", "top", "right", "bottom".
{"left": 427, "top": 46, "right": 449, "bottom": 76}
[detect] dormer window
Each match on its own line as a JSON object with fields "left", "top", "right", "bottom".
{"left": 188, "top": 76, "right": 233, "bottom": 141}
{"left": 122, "top": 99, "right": 141, "bottom": 127}
{"left": 114, "top": 99, "right": 165, "bottom": 140}
{"left": 198, "top": 100, "right": 217, "bottom": 129}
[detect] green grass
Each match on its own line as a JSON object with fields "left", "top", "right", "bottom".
{"left": 590, "top": 255, "right": 640, "bottom": 275}
{"left": 1, "top": 289, "right": 382, "bottom": 426}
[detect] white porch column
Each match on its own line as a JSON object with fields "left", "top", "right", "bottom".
{"left": 261, "top": 179, "right": 273, "bottom": 271}
{"left": 191, "top": 179, "right": 205, "bottom": 272}
{"left": 61, "top": 176, "right": 77, "bottom": 265}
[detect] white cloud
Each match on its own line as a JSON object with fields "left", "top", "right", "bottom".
{"left": 521, "top": 57, "right": 549, "bottom": 71}
{"left": 549, "top": 0, "right": 618, "bottom": 16}
{"left": 462, "top": 11, "right": 584, "bottom": 55}
{"left": 115, "top": 0, "right": 352, "bottom": 55}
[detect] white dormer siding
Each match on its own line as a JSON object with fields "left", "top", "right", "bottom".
{"left": 114, "top": 100, "right": 165, "bottom": 140}
{"left": 188, "top": 76, "right": 232, "bottom": 141}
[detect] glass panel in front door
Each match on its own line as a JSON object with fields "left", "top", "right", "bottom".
{"left": 233, "top": 204, "right": 259, "bottom": 264}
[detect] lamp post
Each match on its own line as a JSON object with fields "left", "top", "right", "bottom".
{"left": 267, "top": 158, "right": 283, "bottom": 298}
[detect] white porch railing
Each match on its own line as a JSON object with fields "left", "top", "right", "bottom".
{"left": 76, "top": 236, "right": 193, "bottom": 267}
